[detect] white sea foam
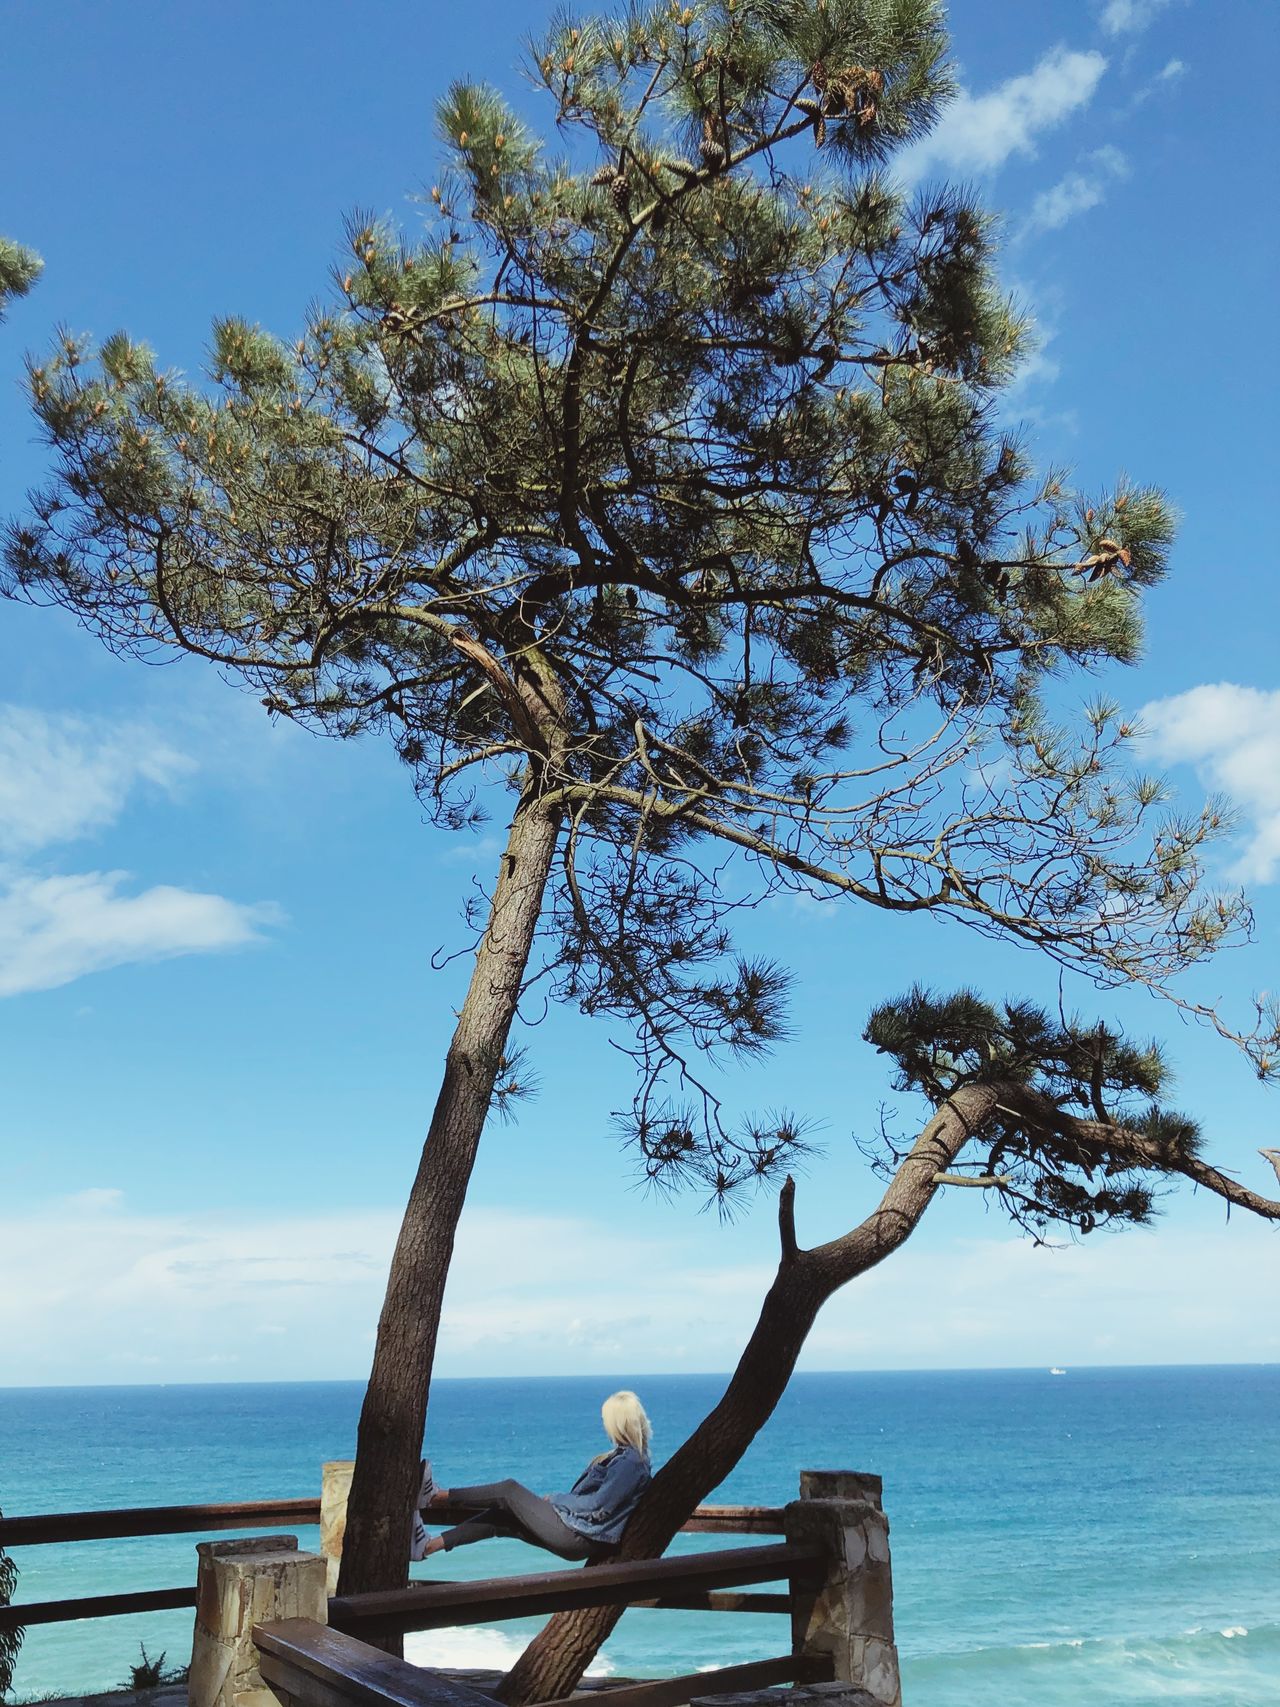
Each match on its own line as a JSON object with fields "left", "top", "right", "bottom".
{"left": 406, "top": 1626, "right": 523, "bottom": 1666}
{"left": 404, "top": 1626, "right": 615, "bottom": 1673}
{"left": 1219, "top": 1626, "right": 1248, "bottom": 1639}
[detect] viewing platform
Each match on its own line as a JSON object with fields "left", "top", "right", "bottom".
{"left": 1, "top": 1469, "right": 899, "bottom": 1707}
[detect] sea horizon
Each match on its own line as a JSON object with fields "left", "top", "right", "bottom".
{"left": 3, "top": 1357, "right": 1275, "bottom": 1394}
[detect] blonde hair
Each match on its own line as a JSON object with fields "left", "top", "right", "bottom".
{"left": 601, "top": 1390, "right": 652, "bottom": 1458}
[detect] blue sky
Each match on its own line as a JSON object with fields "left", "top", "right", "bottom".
{"left": 1, "top": 0, "right": 1277, "bottom": 1385}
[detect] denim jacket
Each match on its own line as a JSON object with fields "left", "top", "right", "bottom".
{"left": 549, "top": 1444, "right": 651, "bottom": 1546}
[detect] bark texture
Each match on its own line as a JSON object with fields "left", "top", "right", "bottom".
{"left": 497, "top": 1090, "right": 995, "bottom": 1702}
{"left": 337, "top": 783, "right": 561, "bottom": 1616}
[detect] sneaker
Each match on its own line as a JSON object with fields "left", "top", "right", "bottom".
{"left": 410, "top": 1513, "right": 431, "bottom": 1563}
{"left": 417, "top": 1457, "right": 436, "bottom": 1511}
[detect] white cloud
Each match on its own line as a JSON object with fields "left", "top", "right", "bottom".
{"left": 1099, "top": 0, "right": 1177, "bottom": 37}
{"left": 1009, "top": 342, "right": 1061, "bottom": 394}
{"left": 1022, "top": 145, "right": 1130, "bottom": 236}
{"left": 897, "top": 47, "right": 1108, "bottom": 182}
{"left": 1140, "top": 684, "right": 1280, "bottom": 883}
{"left": 1, "top": 1192, "right": 1275, "bottom": 1387}
{"left": 64, "top": 1187, "right": 125, "bottom": 1211}
{"left": 0, "top": 701, "right": 276, "bottom": 995}
{"left": 803, "top": 1216, "right": 1280, "bottom": 1367}
{"left": 0, "top": 706, "right": 190, "bottom": 857}
{"left": 1133, "top": 56, "right": 1188, "bottom": 106}
{"left": 0, "top": 870, "right": 274, "bottom": 996}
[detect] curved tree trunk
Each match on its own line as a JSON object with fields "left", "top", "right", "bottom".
{"left": 337, "top": 781, "right": 562, "bottom": 1617}
{"left": 498, "top": 1091, "right": 993, "bottom": 1703}
{"left": 497, "top": 1244, "right": 826, "bottom": 1703}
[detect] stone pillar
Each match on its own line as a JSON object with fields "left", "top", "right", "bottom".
{"left": 188, "top": 1535, "right": 327, "bottom": 1707}
{"left": 783, "top": 1470, "right": 901, "bottom": 1707}
{"left": 320, "top": 1460, "right": 355, "bottom": 1596}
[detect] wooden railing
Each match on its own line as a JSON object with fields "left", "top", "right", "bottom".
{"left": 0, "top": 1498, "right": 787, "bottom": 1636}
{"left": 258, "top": 1540, "right": 832, "bottom": 1707}
{"left": 327, "top": 1540, "right": 814, "bottom": 1638}
{"left": 257, "top": 1618, "right": 831, "bottom": 1707}
{"left": 1, "top": 1475, "right": 900, "bottom": 1705}
{"left": 0, "top": 1500, "right": 320, "bottom": 1631}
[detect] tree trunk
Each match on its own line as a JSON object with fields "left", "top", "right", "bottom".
{"left": 497, "top": 1091, "right": 993, "bottom": 1703}
{"left": 337, "top": 782, "right": 562, "bottom": 1616}
{"left": 496, "top": 1248, "right": 827, "bottom": 1703}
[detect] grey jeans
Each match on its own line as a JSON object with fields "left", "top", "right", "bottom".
{"left": 439, "top": 1477, "right": 599, "bottom": 1561}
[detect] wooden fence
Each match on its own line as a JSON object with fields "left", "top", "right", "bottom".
{"left": 0, "top": 1471, "right": 901, "bottom": 1707}
{"left": 0, "top": 1499, "right": 784, "bottom": 1634}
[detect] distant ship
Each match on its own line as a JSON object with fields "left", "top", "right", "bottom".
{"left": 1049, "top": 1367, "right": 1067, "bottom": 1376}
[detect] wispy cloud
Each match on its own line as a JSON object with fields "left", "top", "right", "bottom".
{"left": 0, "top": 706, "right": 190, "bottom": 857}
{"left": 1099, "top": 0, "right": 1178, "bottom": 37}
{"left": 1022, "top": 145, "right": 1130, "bottom": 236}
{"left": 1133, "top": 56, "right": 1188, "bottom": 106}
{"left": 0, "top": 702, "right": 275, "bottom": 995}
{"left": 1141, "top": 683, "right": 1280, "bottom": 883}
{"left": 2, "top": 1193, "right": 1275, "bottom": 1385}
{"left": 804, "top": 1217, "right": 1279, "bottom": 1367}
{"left": 0, "top": 871, "right": 274, "bottom": 996}
{"left": 896, "top": 47, "right": 1108, "bottom": 182}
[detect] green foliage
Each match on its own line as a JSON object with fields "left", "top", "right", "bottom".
{"left": 0, "top": 239, "right": 42, "bottom": 322}
{"left": 3, "top": 1, "right": 1257, "bottom": 1198}
{"left": 0, "top": 1515, "right": 22, "bottom": 1698}
{"left": 122, "top": 1644, "right": 187, "bottom": 1690}
{"left": 865, "top": 985, "right": 1205, "bottom": 1238}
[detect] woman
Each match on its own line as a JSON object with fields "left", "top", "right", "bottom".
{"left": 411, "top": 1390, "right": 652, "bottom": 1563}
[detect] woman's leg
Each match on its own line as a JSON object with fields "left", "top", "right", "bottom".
{"left": 435, "top": 1478, "right": 591, "bottom": 1560}
{"left": 434, "top": 1509, "right": 505, "bottom": 1549}
{"left": 437, "top": 1477, "right": 531, "bottom": 1507}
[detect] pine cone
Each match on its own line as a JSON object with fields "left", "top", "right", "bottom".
{"left": 701, "top": 117, "right": 726, "bottom": 171}
{"left": 811, "top": 60, "right": 829, "bottom": 94}
{"left": 609, "top": 173, "right": 632, "bottom": 211}
{"left": 384, "top": 304, "right": 423, "bottom": 339}
{"left": 591, "top": 165, "right": 616, "bottom": 187}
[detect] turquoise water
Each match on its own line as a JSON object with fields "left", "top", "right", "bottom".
{"left": 0, "top": 1368, "right": 1276, "bottom": 1703}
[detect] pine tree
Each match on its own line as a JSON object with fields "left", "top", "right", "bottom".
{"left": 0, "top": 239, "right": 42, "bottom": 322}
{"left": 4, "top": 0, "right": 1272, "bottom": 1611}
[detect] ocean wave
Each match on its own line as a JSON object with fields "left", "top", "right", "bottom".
{"left": 909, "top": 1620, "right": 1279, "bottom": 1674}
{"left": 405, "top": 1626, "right": 614, "bottom": 1673}
{"left": 904, "top": 1619, "right": 1280, "bottom": 1707}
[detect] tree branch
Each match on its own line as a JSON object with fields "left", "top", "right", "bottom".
{"left": 933, "top": 1171, "right": 1012, "bottom": 1188}
{"left": 999, "top": 1085, "right": 1280, "bottom": 1221}
{"left": 778, "top": 1174, "right": 799, "bottom": 1264}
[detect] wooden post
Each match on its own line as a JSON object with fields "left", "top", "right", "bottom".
{"left": 188, "top": 1535, "right": 327, "bottom": 1707}
{"left": 783, "top": 1471, "right": 902, "bottom": 1707}
{"left": 320, "top": 1460, "right": 356, "bottom": 1596}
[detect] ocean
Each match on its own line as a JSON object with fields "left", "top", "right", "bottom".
{"left": 0, "top": 1368, "right": 1276, "bottom": 1705}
